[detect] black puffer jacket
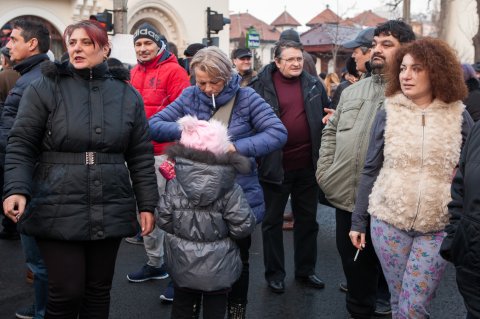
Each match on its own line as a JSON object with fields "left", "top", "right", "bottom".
{"left": 3, "top": 61, "right": 158, "bottom": 241}
{"left": 0, "top": 54, "right": 49, "bottom": 196}
{"left": 440, "top": 121, "right": 480, "bottom": 318}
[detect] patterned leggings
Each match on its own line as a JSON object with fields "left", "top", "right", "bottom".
{"left": 370, "top": 217, "right": 448, "bottom": 319}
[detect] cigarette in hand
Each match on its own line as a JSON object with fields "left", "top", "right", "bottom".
{"left": 354, "top": 248, "right": 360, "bottom": 262}
{"left": 353, "top": 243, "right": 365, "bottom": 262}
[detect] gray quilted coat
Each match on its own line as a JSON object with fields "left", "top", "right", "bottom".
{"left": 157, "top": 144, "right": 256, "bottom": 291}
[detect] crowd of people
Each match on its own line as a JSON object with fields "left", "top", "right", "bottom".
{"left": 0, "top": 14, "right": 479, "bottom": 319}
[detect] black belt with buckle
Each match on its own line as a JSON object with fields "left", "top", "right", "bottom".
{"left": 39, "top": 152, "right": 125, "bottom": 165}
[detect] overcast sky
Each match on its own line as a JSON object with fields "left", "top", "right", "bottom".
{"left": 229, "top": 0, "right": 434, "bottom": 30}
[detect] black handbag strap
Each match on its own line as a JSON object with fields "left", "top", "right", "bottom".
{"left": 210, "top": 91, "right": 239, "bottom": 127}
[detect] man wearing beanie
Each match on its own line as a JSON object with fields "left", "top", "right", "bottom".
{"left": 0, "top": 23, "right": 12, "bottom": 47}
{"left": 127, "top": 22, "right": 190, "bottom": 299}
{"left": 0, "top": 47, "right": 19, "bottom": 107}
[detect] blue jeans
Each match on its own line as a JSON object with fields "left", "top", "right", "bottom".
{"left": 21, "top": 234, "right": 48, "bottom": 319}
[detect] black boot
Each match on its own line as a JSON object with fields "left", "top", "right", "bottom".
{"left": 227, "top": 302, "right": 246, "bottom": 319}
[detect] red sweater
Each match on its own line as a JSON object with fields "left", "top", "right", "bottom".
{"left": 273, "top": 71, "right": 312, "bottom": 171}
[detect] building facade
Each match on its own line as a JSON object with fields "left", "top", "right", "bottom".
{"left": 0, "top": 0, "right": 229, "bottom": 64}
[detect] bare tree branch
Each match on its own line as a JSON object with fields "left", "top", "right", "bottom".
{"left": 383, "top": 0, "right": 433, "bottom": 11}
{"left": 384, "top": 0, "right": 403, "bottom": 10}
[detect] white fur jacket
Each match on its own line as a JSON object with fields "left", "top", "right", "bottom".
{"left": 351, "top": 93, "right": 473, "bottom": 233}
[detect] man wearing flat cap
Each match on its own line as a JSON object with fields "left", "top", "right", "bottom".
{"left": 343, "top": 27, "right": 375, "bottom": 78}
{"left": 317, "top": 20, "right": 416, "bottom": 318}
{"left": 231, "top": 48, "right": 256, "bottom": 87}
{"left": 127, "top": 22, "right": 190, "bottom": 289}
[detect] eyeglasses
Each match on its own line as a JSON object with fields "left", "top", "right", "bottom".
{"left": 280, "top": 57, "right": 304, "bottom": 64}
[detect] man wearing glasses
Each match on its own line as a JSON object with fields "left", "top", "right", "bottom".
{"left": 250, "top": 40, "right": 330, "bottom": 294}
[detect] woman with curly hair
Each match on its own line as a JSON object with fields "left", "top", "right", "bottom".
{"left": 349, "top": 38, "right": 473, "bottom": 318}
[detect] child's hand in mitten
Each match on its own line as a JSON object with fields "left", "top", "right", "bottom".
{"left": 159, "top": 159, "right": 176, "bottom": 180}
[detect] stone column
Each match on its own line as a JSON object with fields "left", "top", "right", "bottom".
{"left": 113, "top": 0, "right": 128, "bottom": 34}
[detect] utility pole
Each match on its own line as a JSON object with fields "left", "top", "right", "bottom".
{"left": 403, "top": 0, "right": 411, "bottom": 24}
{"left": 113, "top": 0, "right": 128, "bottom": 34}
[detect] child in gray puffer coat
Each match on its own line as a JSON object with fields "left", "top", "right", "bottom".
{"left": 157, "top": 115, "right": 256, "bottom": 319}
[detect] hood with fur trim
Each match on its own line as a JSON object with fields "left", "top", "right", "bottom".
{"left": 41, "top": 60, "right": 130, "bottom": 81}
{"left": 166, "top": 144, "right": 251, "bottom": 206}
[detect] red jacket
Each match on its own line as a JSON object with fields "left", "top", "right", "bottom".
{"left": 130, "top": 52, "right": 190, "bottom": 155}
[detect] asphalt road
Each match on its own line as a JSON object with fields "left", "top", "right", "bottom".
{"left": 0, "top": 204, "right": 467, "bottom": 319}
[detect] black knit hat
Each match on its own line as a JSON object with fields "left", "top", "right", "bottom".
{"left": 184, "top": 43, "right": 206, "bottom": 57}
{"left": 133, "top": 23, "right": 164, "bottom": 48}
{"left": 279, "top": 29, "right": 300, "bottom": 43}
{"left": 1, "top": 23, "right": 12, "bottom": 31}
{"left": 0, "top": 46, "right": 10, "bottom": 59}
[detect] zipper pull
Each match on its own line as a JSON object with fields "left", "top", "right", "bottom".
{"left": 90, "top": 69, "right": 93, "bottom": 80}
{"left": 422, "top": 112, "right": 425, "bottom": 126}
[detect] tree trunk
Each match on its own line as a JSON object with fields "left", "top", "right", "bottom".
{"left": 473, "top": 0, "right": 480, "bottom": 62}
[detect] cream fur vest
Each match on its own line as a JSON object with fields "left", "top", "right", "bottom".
{"left": 369, "top": 93, "right": 464, "bottom": 233}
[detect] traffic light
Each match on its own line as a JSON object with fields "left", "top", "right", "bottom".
{"left": 94, "top": 10, "right": 113, "bottom": 32}
{"left": 207, "top": 7, "right": 230, "bottom": 34}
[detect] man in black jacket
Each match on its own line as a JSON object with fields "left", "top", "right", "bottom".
{"left": 249, "top": 40, "right": 329, "bottom": 294}
{"left": 0, "top": 18, "right": 50, "bottom": 319}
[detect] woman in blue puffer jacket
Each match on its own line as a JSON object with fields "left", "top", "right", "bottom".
{"left": 149, "top": 46, "right": 287, "bottom": 318}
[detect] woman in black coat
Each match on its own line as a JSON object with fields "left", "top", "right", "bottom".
{"left": 2, "top": 20, "right": 158, "bottom": 318}
{"left": 441, "top": 120, "right": 480, "bottom": 319}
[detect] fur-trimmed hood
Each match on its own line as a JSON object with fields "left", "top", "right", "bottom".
{"left": 41, "top": 60, "right": 130, "bottom": 81}
{"left": 166, "top": 143, "right": 251, "bottom": 206}
{"left": 166, "top": 143, "right": 251, "bottom": 175}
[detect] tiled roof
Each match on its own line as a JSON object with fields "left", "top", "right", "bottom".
{"left": 300, "top": 24, "right": 360, "bottom": 46}
{"left": 306, "top": 8, "right": 343, "bottom": 27}
{"left": 271, "top": 10, "right": 301, "bottom": 27}
{"left": 230, "top": 12, "right": 281, "bottom": 42}
{"left": 349, "top": 10, "right": 387, "bottom": 27}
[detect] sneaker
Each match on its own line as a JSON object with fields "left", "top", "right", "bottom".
{"left": 160, "top": 281, "right": 174, "bottom": 302}
{"left": 125, "top": 233, "right": 143, "bottom": 245}
{"left": 15, "top": 304, "right": 35, "bottom": 319}
{"left": 127, "top": 264, "right": 169, "bottom": 282}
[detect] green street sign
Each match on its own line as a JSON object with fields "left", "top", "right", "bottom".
{"left": 246, "top": 28, "right": 260, "bottom": 49}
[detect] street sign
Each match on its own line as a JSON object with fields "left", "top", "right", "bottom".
{"left": 246, "top": 28, "right": 260, "bottom": 49}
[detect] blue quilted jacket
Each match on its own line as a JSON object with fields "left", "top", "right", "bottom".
{"left": 149, "top": 74, "right": 287, "bottom": 222}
